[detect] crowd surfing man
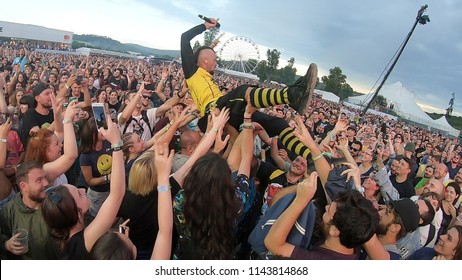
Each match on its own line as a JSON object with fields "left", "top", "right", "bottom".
{"left": 181, "top": 17, "right": 318, "bottom": 159}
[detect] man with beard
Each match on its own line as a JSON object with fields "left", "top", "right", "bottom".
{"left": 389, "top": 157, "right": 415, "bottom": 198}
{"left": 265, "top": 173, "right": 379, "bottom": 260}
{"left": 20, "top": 83, "right": 54, "bottom": 145}
{"left": 371, "top": 198, "right": 420, "bottom": 259}
{"left": 0, "top": 161, "right": 60, "bottom": 259}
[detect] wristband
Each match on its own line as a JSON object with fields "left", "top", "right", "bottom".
{"left": 211, "top": 127, "right": 219, "bottom": 133}
{"left": 63, "top": 119, "right": 73, "bottom": 124}
{"left": 111, "top": 140, "right": 123, "bottom": 151}
{"left": 0, "top": 138, "right": 7, "bottom": 143}
{"left": 157, "top": 185, "right": 171, "bottom": 192}
{"left": 312, "top": 153, "right": 324, "bottom": 161}
{"left": 65, "top": 84, "right": 69, "bottom": 89}
{"left": 240, "top": 122, "right": 255, "bottom": 130}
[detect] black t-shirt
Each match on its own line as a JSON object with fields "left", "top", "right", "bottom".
{"left": 390, "top": 175, "right": 415, "bottom": 198}
{"left": 20, "top": 108, "right": 54, "bottom": 145}
{"left": 117, "top": 177, "right": 180, "bottom": 254}
{"left": 65, "top": 230, "right": 89, "bottom": 260}
{"left": 107, "top": 101, "right": 121, "bottom": 122}
{"left": 108, "top": 76, "right": 128, "bottom": 91}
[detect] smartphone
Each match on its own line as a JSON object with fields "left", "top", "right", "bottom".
{"left": 91, "top": 103, "right": 108, "bottom": 130}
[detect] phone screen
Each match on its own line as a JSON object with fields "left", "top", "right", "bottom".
{"left": 91, "top": 103, "right": 108, "bottom": 130}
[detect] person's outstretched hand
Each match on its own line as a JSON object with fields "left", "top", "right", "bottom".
{"left": 99, "top": 114, "right": 121, "bottom": 145}
{"left": 296, "top": 171, "right": 318, "bottom": 204}
{"left": 211, "top": 107, "right": 230, "bottom": 129}
{"left": 293, "top": 115, "right": 316, "bottom": 149}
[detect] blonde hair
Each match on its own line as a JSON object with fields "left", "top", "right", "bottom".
{"left": 128, "top": 151, "right": 157, "bottom": 196}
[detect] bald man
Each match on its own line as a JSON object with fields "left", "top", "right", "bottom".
{"left": 433, "top": 163, "right": 451, "bottom": 185}
{"left": 171, "top": 131, "right": 202, "bottom": 173}
{"left": 181, "top": 19, "right": 317, "bottom": 160}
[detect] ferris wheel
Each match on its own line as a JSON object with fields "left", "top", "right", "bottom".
{"left": 218, "top": 36, "right": 260, "bottom": 74}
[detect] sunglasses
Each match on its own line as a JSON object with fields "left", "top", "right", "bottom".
{"left": 142, "top": 95, "right": 151, "bottom": 99}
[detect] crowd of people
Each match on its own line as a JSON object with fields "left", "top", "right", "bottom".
{"left": 0, "top": 18, "right": 461, "bottom": 260}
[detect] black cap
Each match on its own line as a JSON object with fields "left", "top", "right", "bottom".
{"left": 388, "top": 197, "right": 420, "bottom": 233}
{"left": 32, "top": 82, "right": 49, "bottom": 97}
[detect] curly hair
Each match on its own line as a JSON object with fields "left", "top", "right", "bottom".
{"left": 182, "top": 153, "right": 240, "bottom": 259}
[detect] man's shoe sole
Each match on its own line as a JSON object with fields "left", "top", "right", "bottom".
{"left": 297, "top": 63, "right": 318, "bottom": 115}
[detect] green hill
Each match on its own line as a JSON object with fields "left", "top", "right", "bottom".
{"left": 425, "top": 112, "right": 462, "bottom": 131}
{"left": 72, "top": 34, "right": 180, "bottom": 59}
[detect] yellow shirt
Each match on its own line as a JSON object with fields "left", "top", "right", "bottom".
{"left": 186, "top": 67, "right": 222, "bottom": 116}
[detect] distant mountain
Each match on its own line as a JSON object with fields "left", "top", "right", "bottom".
{"left": 73, "top": 34, "right": 180, "bottom": 59}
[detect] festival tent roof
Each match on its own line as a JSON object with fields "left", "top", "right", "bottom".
{"left": 347, "top": 82, "right": 460, "bottom": 137}
{"left": 433, "top": 116, "right": 460, "bottom": 137}
{"left": 314, "top": 89, "right": 340, "bottom": 103}
{"left": 348, "top": 82, "right": 435, "bottom": 124}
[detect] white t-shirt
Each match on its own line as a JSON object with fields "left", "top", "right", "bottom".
{"left": 118, "top": 108, "right": 159, "bottom": 142}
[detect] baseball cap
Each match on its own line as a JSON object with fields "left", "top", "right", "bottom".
{"left": 404, "top": 143, "right": 416, "bottom": 152}
{"left": 32, "top": 83, "right": 49, "bottom": 97}
{"left": 388, "top": 197, "right": 420, "bottom": 233}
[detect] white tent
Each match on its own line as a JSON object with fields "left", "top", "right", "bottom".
{"left": 314, "top": 89, "right": 340, "bottom": 103}
{"left": 347, "top": 82, "right": 460, "bottom": 136}
{"left": 433, "top": 116, "right": 460, "bottom": 137}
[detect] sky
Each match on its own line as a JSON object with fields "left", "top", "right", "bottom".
{"left": 2, "top": 0, "right": 461, "bottom": 116}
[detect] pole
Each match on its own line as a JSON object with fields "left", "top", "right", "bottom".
{"left": 361, "top": 5, "right": 428, "bottom": 116}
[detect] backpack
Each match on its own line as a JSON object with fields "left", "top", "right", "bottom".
{"left": 122, "top": 110, "right": 153, "bottom": 137}
{"left": 248, "top": 193, "right": 317, "bottom": 259}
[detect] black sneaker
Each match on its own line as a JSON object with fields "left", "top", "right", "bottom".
{"left": 288, "top": 63, "right": 318, "bottom": 114}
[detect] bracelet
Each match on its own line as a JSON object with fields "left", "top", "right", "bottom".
{"left": 111, "top": 140, "right": 123, "bottom": 152}
{"left": 177, "top": 92, "right": 184, "bottom": 99}
{"left": 62, "top": 119, "right": 73, "bottom": 124}
{"left": 104, "top": 175, "right": 109, "bottom": 184}
{"left": 312, "top": 153, "right": 324, "bottom": 161}
{"left": 211, "top": 127, "right": 219, "bottom": 133}
{"left": 65, "top": 84, "right": 69, "bottom": 89}
{"left": 157, "top": 185, "right": 171, "bottom": 192}
{"left": 0, "top": 138, "right": 7, "bottom": 143}
{"left": 239, "top": 122, "right": 255, "bottom": 131}
{"left": 243, "top": 117, "right": 252, "bottom": 120}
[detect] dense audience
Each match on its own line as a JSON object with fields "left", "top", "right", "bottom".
{"left": 1, "top": 29, "right": 461, "bottom": 261}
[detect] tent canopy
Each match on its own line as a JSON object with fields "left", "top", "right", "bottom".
{"left": 347, "top": 82, "right": 459, "bottom": 137}
{"left": 314, "top": 89, "right": 340, "bottom": 103}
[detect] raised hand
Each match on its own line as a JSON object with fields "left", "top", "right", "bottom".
{"left": 295, "top": 171, "right": 318, "bottom": 203}
{"left": 213, "top": 124, "right": 230, "bottom": 153}
{"left": 99, "top": 114, "right": 121, "bottom": 145}
{"left": 293, "top": 115, "right": 316, "bottom": 149}
{"left": 333, "top": 118, "right": 349, "bottom": 133}
{"left": 0, "top": 117, "right": 12, "bottom": 138}
{"left": 340, "top": 162, "right": 361, "bottom": 187}
{"left": 154, "top": 142, "right": 175, "bottom": 181}
{"left": 335, "top": 135, "right": 349, "bottom": 151}
{"left": 211, "top": 107, "right": 230, "bottom": 129}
